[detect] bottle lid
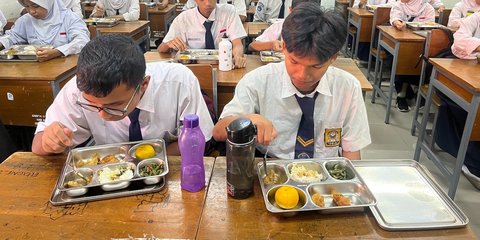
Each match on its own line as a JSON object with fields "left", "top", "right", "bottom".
{"left": 183, "top": 114, "right": 199, "bottom": 128}
{"left": 226, "top": 118, "right": 257, "bottom": 144}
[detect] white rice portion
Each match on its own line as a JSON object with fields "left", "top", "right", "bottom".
{"left": 290, "top": 164, "right": 322, "bottom": 183}
{"left": 98, "top": 166, "right": 134, "bottom": 184}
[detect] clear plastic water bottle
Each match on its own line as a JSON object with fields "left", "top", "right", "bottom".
{"left": 178, "top": 114, "right": 206, "bottom": 192}
{"left": 218, "top": 34, "right": 233, "bottom": 71}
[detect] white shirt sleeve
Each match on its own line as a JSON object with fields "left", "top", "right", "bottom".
{"left": 448, "top": 2, "right": 465, "bottom": 28}
{"left": 123, "top": 0, "right": 140, "bottom": 21}
{"left": 452, "top": 12, "right": 480, "bottom": 59}
{"left": 0, "top": 10, "right": 7, "bottom": 34}
{"left": 234, "top": 0, "right": 247, "bottom": 17}
{"left": 0, "top": 16, "right": 29, "bottom": 49}
{"left": 162, "top": 12, "right": 183, "bottom": 43}
{"left": 254, "top": 21, "right": 282, "bottom": 42}
{"left": 56, "top": 12, "right": 90, "bottom": 56}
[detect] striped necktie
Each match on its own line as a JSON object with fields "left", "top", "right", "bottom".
{"left": 294, "top": 92, "right": 318, "bottom": 159}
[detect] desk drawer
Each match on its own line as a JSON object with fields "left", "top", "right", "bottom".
{"left": 0, "top": 82, "right": 53, "bottom": 127}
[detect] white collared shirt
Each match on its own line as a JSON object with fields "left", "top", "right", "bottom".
{"left": 220, "top": 62, "right": 371, "bottom": 159}
{"left": 35, "top": 62, "right": 214, "bottom": 146}
{"left": 448, "top": 1, "right": 480, "bottom": 28}
{"left": 182, "top": 0, "right": 247, "bottom": 17}
{"left": 452, "top": 12, "right": 480, "bottom": 59}
{"left": 163, "top": 4, "right": 246, "bottom": 49}
{"left": 255, "top": 19, "right": 283, "bottom": 42}
{"left": 253, "top": 0, "right": 292, "bottom": 22}
{"left": 91, "top": 0, "right": 140, "bottom": 21}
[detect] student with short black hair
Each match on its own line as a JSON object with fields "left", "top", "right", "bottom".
{"left": 32, "top": 34, "right": 214, "bottom": 156}
{"left": 213, "top": 4, "right": 371, "bottom": 160}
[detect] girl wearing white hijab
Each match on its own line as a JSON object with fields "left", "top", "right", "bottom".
{"left": 448, "top": 0, "right": 480, "bottom": 28}
{"left": 62, "top": 0, "right": 83, "bottom": 18}
{"left": 0, "top": 0, "right": 90, "bottom": 62}
{"left": 91, "top": 0, "right": 140, "bottom": 21}
{"left": 390, "top": 0, "right": 435, "bottom": 30}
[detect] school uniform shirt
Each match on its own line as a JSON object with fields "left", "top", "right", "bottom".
{"left": 254, "top": 19, "right": 283, "bottom": 42}
{"left": 163, "top": 4, "right": 246, "bottom": 49}
{"left": 451, "top": 12, "right": 480, "bottom": 59}
{"left": 0, "top": 10, "right": 6, "bottom": 35}
{"left": 448, "top": 0, "right": 480, "bottom": 28}
{"left": 35, "top": 62, "right": 214, "bottom": 147}
{"left": 220, "top": 62, "right": 371, "bottom": 159}
{"left": 390, "top": 0, "right": 435, "bottom": 25}
{"left": 253, "top": 0, "right": 292, "bottom": 22}
{"left": 427, "top": 0, "right": 444, "bottom": 9}
{"left": 91, "top": 0, "right": 140, "bottom": 21}
{"left": 352, "top": 0, "right": 395, "bottom": 8}
{"left": 182, "top": 0, "right": 247, "bottom": 18}
{"left": 63, "top": 0, "right": 84, "bottom": 18}
{"left": 0, "top": 0, "right": 89, "bottom": 57}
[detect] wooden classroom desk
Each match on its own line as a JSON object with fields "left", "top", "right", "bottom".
{"left": 372, "top": 25, "right": 425, "bottom": 124}
{"left": 247, "top": 5, "right": 256, "bottom": 22}
{"left": 0, "top": 153, "right": 215, "bottom": 239}
{"left": 0, "top": 55, "right": 78, "bottom": 127}
{"left": 148, "top": 4, "right": 176, "bottom": 37}
{"left": 244, "top": 22, "right": 270, "bottom": 38}
{"left": 414, "top": 58, "right": 480, "bottom": 199}
{"left": 197, "top": 157, "right": 476, "bottom": 239}
{"left": 347, "top": 8, "right": 374, "bottom": 58}
{"left": 95, "top": 20, "right": 151, "bottom": 51}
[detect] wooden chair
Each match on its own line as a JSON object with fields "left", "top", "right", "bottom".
{"left": 411, "top": 29, "right": 450, "bottom": 146}
{"left": 185, "top": 64, "right": 218, "bottom": 118}
{"left": 366, "top": 7, "right": 391, "bottom": 82}
{"left": 437, "top": 9, "right": 451, "bottom": 26}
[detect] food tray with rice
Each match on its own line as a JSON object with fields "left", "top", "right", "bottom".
{"left": 175, "top": 49, "right": 219, "bottom": 64}
{"left": 260, "top": 51, "right": 284, "bottom": 63}
{"left": 257, "top": 157, "right": 377, "bottom": 215}
{"left": 406, "top": 22, "right": 444, "bottom": 31}
{"left": 0, "top": 45, "right": 53, "bottom": 62}
{"left": 353, "top": 159, "right": 468, "bottom": 230}
{"left": 50, "top": 139, "right": 169, "bottom": 205}
{"left": 84, "top": 18, "right": 119, "bottom": 27}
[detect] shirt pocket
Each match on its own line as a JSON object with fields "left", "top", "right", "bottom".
{"left": 315, "top": 121, "right": 343, "bottom": 158}
{"left": 185, "top": 31, "right": 205, "bottom": 49}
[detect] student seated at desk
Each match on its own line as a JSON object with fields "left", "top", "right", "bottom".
{"left": 248, "top": 0, "right": 319, "bottom": 52}
{"left": 213, "top": 4, "right": 371, "bottom": 160}
{"left": 144, "top": 0, "right": 168, "bottom": 10}
{"left": 0, "top": 9, "right": 6, "bottom": 35}
{"left": 183, "top": 0, "right": 247, "bottom": 22}
{"left": 452, "top": 11, "right": 480, "bottom": 59}
{"left": 31, "top": 34, "right": 214, "bottom": 156}
{"left": 0, "top": 0, "right": 90, "bottom": 62}
{"left": 352, "top": 0, "right": 395, "bottom": 9}
{"left": 90, "top": 0, "right": 140, "bottom": 21}
{"left": 390, "top": 0, "right": 435, "bottom": 112}
{"left": 253, "top": 0, "right": 292, "bottom": 22}
{"left": 158, "top": 0, "right": 247, "bottom": 68}
{"left": 448, "top": 0, "right": 480, "bottom": 28}
{"left": 63, "top": 0, "right": 83, "bottom": 18}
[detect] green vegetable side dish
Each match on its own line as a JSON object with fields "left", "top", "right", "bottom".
{"left": 140, "top": 163, "right": 164, "bottom": 176}
{"left": 329, "top": 164, "right": 347, "bottom": 180}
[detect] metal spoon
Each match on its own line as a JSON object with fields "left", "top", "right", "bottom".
{"left": 263, "top": 147, "right": 269, "bottom": 177}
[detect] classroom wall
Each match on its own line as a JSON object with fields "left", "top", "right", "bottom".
{"left": 0, "top": 1, "right": 23, "bottom": 20}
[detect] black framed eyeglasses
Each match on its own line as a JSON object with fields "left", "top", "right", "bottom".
{"left": 76, "top": 83, "right": 141, "bottom": 116}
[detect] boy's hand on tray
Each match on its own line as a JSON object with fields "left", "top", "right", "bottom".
{"left": 42, "top": 121, "right": 73, "bottom": 154}
{"left": 166, "top": 37, "right": 188, "bottom": 52}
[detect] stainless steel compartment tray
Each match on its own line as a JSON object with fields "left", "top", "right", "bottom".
{"left": 260, "top": 51, "right": 284, "bottom": 63}
{"left": 353, "top": 159, "right": 469, "bottom": 231}
{"left": 175, "top": 49, "right": 218, "bottom": 64}
{"left": 257, "top": 157, "right": 377, "bottom": 214}
{"left": 0, "top": 44, "right": 53, "bottom": 62}
{"left": 406, "top": 22, "right": 444, "bottom": 30}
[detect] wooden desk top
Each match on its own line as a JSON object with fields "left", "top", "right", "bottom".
{"left": 247, "top": 5, "right": 256, "bottom": 15}
{"left": 377, "top": 25, "right": 425, "bottom": 42}
{"left": 96, "top": 20, "right": 150, "bottom": 35}
{"left": 143, "top": 52, "right": 372, "bottom": 91}
{"left": 0, "top": 55, "right": 78, "bottom": 82}
{"left": 347, "top": 7, "right": 374, "bottom": 17}
{"left": 197, "top": 157, "right": 476, "bottom": 239}
{"left": 0, "top": 152, "right": 214, "bottom": 239}
{"left": 430, "top": 58, "right": 480, "bottom": 92}
{"left": 244, "top": 22, "right": 270, "bottom": 37}
{"left": 148, "top": 4, "right": 176, "bottom": 14}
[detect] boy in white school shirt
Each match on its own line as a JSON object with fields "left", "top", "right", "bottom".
{"left": 253, "top": 0, "right": 292, "bottom": 22}
{"left": 158, "top": 0, "right": 247, "bottom": 68}
{"left": 32, "top": 34, "right": 214, "bottom": 156}
{"left": 183, "top": 0, "right": 247, "bottom": 22}
{"left": 213, "top": 4, "right": 371, "bottom": 160}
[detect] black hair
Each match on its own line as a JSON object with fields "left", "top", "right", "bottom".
{"left": 291, "top": 0, "right": 321, "bottom": 9}
{"left": 281, "top": 3, "right": 346, "bottom": 64}
{"left": 76, "top": 34, "right": 146, "bottom": 97}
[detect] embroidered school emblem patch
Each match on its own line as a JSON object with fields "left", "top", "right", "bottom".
{"left": 324, "top": 128, "right": 341, "bottom": 147}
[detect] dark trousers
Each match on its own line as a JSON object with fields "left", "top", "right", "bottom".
{"left": 0, "top": 122, "right": 17, "bottom": 163}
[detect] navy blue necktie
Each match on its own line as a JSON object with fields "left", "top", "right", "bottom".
{"left": 294, "top": 93, "right": 318, "bottom": 159}
{"left": 128, "top": 108, "right": 143, "bottom": 141}
{"left": 203, "top": 21, "right": 215, "bottom": 49}
{"left": 278, "top": 0, "right": 285, "bottom": 18}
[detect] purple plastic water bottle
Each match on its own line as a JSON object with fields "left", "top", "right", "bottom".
{"left": 178, "top": 114, "right": 206, "bottom": 192}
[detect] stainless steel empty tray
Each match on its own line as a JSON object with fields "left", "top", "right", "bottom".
{"left": 353, "top": 160, "right": 469, "bottom": 231}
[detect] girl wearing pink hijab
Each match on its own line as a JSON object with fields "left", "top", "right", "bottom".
{"left": 448, "top": 0, "right": 480, "bottom": 28}
{"left": 0, "top": 0, "right": 89, "bottom": 62}
{"left": 451, "top": 11, "right": 480, "bottom": 59}
{"left": 390, "top": 0, "right": 435, "bottom": 31}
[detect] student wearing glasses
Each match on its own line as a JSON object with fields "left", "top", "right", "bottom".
{"left": 31, "top": 34, "right": 214, "bottom": 156}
